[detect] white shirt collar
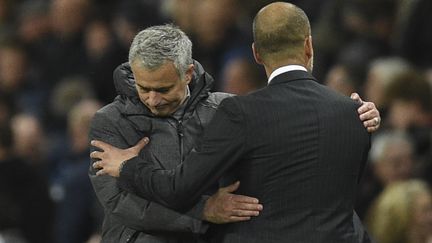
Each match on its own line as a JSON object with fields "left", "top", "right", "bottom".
{"left": 268, "top": 65, "right": 308, "bottom": 84}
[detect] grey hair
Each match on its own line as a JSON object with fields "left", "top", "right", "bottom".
{"left": 369, "top": 131, "right": 414, "bottom": 163}
{"left": 368, "top": 57, "right": 411, "bottom": 88}
{"left": 128, "top": 24, "right": 193, "bottom": 79}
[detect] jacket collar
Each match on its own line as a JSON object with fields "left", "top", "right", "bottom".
{"left": 113, "top": 60, "right": 214, "bottom": 117}
{"left": 268, "top": 70, "right": 318, "bottom": 86}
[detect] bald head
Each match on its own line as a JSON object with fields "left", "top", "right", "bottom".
{"left": 253, "top": 2, "right": 311, "bottom": 64}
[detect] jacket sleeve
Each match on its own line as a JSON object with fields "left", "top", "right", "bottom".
{"left": 119, "top": 97, "right": 247, "bottom": 210}
{"left": 89, "top": 110, "right": 209, "bottom": 234}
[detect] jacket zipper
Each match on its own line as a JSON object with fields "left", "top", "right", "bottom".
{"left": 177, "top": 120, "right": 184, "bottom": 161}
{"left": 126, "top": 231, "right": 139, "bottom": 243}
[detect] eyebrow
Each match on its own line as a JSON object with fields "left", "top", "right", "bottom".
{"left": 137, "top": 83, "right": 175, "bottom": 92}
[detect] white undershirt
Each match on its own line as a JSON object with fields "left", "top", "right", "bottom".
{"left": 268, "top": 65, "right": 307, "bottom": 84}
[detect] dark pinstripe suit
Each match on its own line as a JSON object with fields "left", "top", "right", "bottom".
{"left": 120, "top": 70, "right": 372, "bottom": 243}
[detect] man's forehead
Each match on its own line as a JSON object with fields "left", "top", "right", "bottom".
{"left": 133, "top": 65, "right": 183, "bottom": 88}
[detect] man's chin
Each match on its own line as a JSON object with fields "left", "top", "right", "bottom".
{"left": 151, "top": 109, "right": 172, "bottom": 117}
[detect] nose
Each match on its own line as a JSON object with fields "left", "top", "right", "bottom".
{"left": 146, "top": 91, "right": 162, "bottom": 107}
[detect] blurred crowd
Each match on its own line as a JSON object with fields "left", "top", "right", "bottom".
{"left": 0, "top": 0, "right": 431, "bottom": 242}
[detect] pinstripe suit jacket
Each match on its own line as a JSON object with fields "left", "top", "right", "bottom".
{"left": 120, "top": 70, "right": 372, "bottom": 243}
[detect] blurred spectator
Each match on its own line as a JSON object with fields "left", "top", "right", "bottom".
{"left": 52, "top": 99, "right": 102, "bottom": 243}
{"left": 16, "top": 0, "right": 51, "bottom": 79}
{"left": 10, "top": 113, "right": 51, "bottom": 177}
{"left": 111, "top": 0, "right": 164, "bottom": 52}
{"left": 49, "top": 76, "right": 95, "bottom": 129}
{"left": 395, "top": 0, "right": 432, "bottom": 69}
{"left": 0, "top": 0, "right": 16, "bottom": 36}
{"left": 370, "top": 132, "right": 415, "bottom": 185}
{"left": 190, "top": 0, "right": 252, "bottom": 90}
{"left": 0, "top": 121, "right": 54, "bottom": 243}
{"left": 312, "top": 0, "right": 396, "bottom": 81}
{"left": 356, "top": 131, "right": 416, "bottom": 218}
{"left": 17, "top": 0, "right": 50, "bottom": 45}
{"left": 37, "top": 0, "right": 91, "bottom": 87}
{"left": 364, "top": 57, "right": 412, "bottom": 112}
{"left": 84, "top": 17, "right": 125, "bottom": 103}
{"left": 383, "top": 70, "right": 432, "bottom": 170}
{"left": 239, "top": 0, "right": 325, "bottom": 24}
{"left": 50, "top": 0, "right": 90, "bottom": 39}
{"left": 221, "top": 56, "right": 266, "bottom": 95}
{"left": 0, "top": 41, "right": 48, "bottom": 118}
{"left": 384, "top": 70, "right": 432, "bottom": 131}
{"left": 366, "top": 179, "right": 432, "bottom": 243}
{"left": 324, "top": 63, "right": 361, "bottom": 96}
{"left": 161, "top": 0, "right": 196, "bottom": 33}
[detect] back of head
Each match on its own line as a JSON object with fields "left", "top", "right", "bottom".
{"left": 253, "top": 2, "right": 310, "bottom": 63}
{"left": 128, "top": 24, "right": 193, "bottom": 79}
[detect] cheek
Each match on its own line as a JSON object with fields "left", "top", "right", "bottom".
{"left": 138, "top": 93, "right": 148, "bottom": 101}
{"left": 165, "top": 89, "right": 185, "bottom": 103}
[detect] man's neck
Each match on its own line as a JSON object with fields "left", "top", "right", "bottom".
{"left": 264, "top": 59, "right": 308, "bottom": 78}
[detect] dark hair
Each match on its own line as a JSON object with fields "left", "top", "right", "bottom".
{"left": 385, "top": 70, "right": 432, "bottom": 112}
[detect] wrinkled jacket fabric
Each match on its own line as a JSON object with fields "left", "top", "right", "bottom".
{"left": 89, "top": 61, "right": 231, "bottom": 243}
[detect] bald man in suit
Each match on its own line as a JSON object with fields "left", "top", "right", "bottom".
{"left": 94, "top": 2, "right": 376, "bottom": 242}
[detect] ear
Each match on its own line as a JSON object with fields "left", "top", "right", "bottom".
{"left": 252, "top": 43, "right": 264, "bottom": 65}
{"left": 185, "top": 64, "right": 195, "bottom": 85}
{"left": 304, "top": 35, "right": 313, "bottom": 60}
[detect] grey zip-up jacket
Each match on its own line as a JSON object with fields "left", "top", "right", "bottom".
{"left": 89, "top": 61, "right": 231, "bottom": 243}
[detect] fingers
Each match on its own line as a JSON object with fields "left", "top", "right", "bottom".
{"left": 359, "top": 109, "right": 379, "bottom": 121}
{"left": 92, "top": 160, "right": 103, "bottom": 169}
{"left": 232, "top": 196, "right": 263, "bottom": 212}
{"left": 96, "top": 169, "right": 107, "bottom": 176}
{"left": 220, "top": 181, "right": 240, "bottom": 193}
{"left": 232, "top": 209, "right": 260, "bottom": 217}
{"left": 231, "top": 195, "right": 263, "bottom": 213}
{"left": 90, "top": 151, "right": 103, "bottom": 160}
{"left": 90, "top": 140, "right": 111, "bottom": 151}
{"left": 358, "top": 101, "right": 381, "bottom": 133}
{"left": 363, "top": 117, "right": 380, "bottom": 129}
{"left": 228, "top": 216, "right": 251, "bottom": 222}
{"left": 233, "top": 201, "right": 263, "bottom": 212}
{"left": 367, "top": 125, "right": 380, "bottom": 133}
{"left": 350, "top": 92, "right": 363, "bottom": 105}
{"left": 358, "top": 101, "right": 376, "bottom": 115}
{"left": 130, "top": 137, "right": 150, "bottom": 153}
{"left": 231, "top": 194, "right": 259, "bottom": 204}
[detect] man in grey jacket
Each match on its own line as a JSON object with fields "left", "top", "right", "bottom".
{"left": 89, "top": 24, "right": 380, "bottom": 242}
{"left": 89, "top": 25, "right": 265, "bottom": 243}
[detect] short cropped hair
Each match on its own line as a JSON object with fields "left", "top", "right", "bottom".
{"left": 128, "top": 24, "right": 193, "bottom": 79}
{"left": 253, "top": 4, "right": 310, "bottom": 61}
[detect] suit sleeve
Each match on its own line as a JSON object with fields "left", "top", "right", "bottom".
{"left": 89, "top": 110, "right": 208, "bottom": 233}
{"left": 119, "top": 97, "right": 247, "bottom": 210}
